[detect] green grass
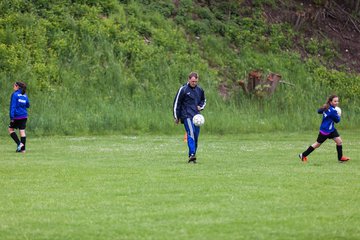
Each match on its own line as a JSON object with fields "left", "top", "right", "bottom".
{"left": 1, "top": 130, "right": 359, "bottom": 240}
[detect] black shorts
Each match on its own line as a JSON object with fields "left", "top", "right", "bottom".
{"left": 9, "top": 118, "right": 27, "bottom": 130}
{"left": 316, "top": 129, "right": 340, "bottom": 144}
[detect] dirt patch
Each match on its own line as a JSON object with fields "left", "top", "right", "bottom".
{"left": 264, "top": 0, "right": 360, "bottom": 73}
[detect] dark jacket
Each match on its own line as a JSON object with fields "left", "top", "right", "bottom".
{"left": 173, "top": 83, "right": 206, "bottom": 122}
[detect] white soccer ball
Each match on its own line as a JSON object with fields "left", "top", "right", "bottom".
{"left": 335, "top": 106, "right": 342, "bottom": 116}
{"left": 192, "top": 114, "right": 205, "bottom": 126}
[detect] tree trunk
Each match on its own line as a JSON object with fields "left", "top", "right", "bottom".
{"left": 266, "top": 73, "right": 282, "bottom": 95}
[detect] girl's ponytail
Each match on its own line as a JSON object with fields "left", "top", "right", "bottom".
{"left": 15, "top": 81, "right": 27, "bottom": 94}
{"left": 321, "top": 94, "right": 338, "bottom": 111}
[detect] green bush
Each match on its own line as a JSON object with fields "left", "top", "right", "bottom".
{"left": 0, "top": 0, "right": 359, "bottom": 136}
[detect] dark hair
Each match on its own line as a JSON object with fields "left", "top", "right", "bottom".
{"left": 15, "top": 81, "right": 27, "bottom": 94}
{"left": 188, "top": 72, "right": 198, "bottom": 79}
{"left": 321, "top": 94, "right": 338, "bottom": 110}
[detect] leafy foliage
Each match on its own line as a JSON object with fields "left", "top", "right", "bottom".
{"left": 0, "top": 0, "right": 359, "bottom": 135}
{"left": 312, "top": 66, "right": 360, "bottom": 110}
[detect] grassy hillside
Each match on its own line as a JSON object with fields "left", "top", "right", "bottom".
{"left": 0, "top": 0, "right": 359, "bottom": 136}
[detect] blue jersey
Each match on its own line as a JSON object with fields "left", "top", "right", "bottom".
{"left": 318, "top": 106, "right": 340, "bottom": 134}
{"left": 173, "top": 83, "right": 206, "bottom": 122}
{"left": 9, "top": 89, "right": 30, "bottom": 120}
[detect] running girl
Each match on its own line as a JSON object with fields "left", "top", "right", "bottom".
{"left": 299, "top": 95, "right": 350, "bottom": 163}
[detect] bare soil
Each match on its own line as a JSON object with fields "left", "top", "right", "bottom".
{"left": 264, "top": 0, "right": 360, "bottom": 73}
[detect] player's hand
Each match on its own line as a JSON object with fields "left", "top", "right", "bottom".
{"left": 197, "top": 106, "right": 201, "bottom": 111}
{"left": 174, "top": 118, "right": 179, "bottom": 124}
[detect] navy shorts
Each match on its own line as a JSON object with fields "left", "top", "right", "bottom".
{"left": 9, "top": 118, "right": 27, "bottom": 130}
{"left": 316, "top": 129, "right": 340, "bottom": 144}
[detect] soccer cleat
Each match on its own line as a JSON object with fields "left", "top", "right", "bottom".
{"left": 16, "top": 143, "right": 24, "bottom": 152}
{"left": 339, "top": 156, "right": 350, "bottom": 163}
{"left": 188, "top": 154, "right": 197, "bottom": 164}
{"left": 298, "top": 153, "right": 308, "bottom": 162}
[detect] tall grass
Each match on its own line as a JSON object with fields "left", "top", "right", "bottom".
{"left": 1, "top": 47, "right": 358, "bottom": 136}
{"left": 0, "top": 1, "right": 359, "bottom": 136}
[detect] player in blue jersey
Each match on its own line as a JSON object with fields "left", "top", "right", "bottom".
{"left": 173, "top": 72, "right": 206, "bottom": 163}
{"left": 8, "top": 82, "right": 30, "bottom": 153}
{"left": 299, "top": 95, "right": 350, "bottom": 163}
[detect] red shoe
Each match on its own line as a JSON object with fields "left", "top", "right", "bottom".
{"left": 299, "top": 153, "right": 308, "bottom": 162}
{"left": 339, "top": 156, "right": 350, "bottom": 162}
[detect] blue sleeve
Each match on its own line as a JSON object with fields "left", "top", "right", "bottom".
{"left": 317, "top": 108, "right": 324, "bottom": 114}
{"left": 331, "top": 110, "right": 340, "bottom": 123}
{"left": 9, "top": 93, "right": 17, "bottom": 119}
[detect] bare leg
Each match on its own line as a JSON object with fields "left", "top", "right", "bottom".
{"left": 311, "top": 142, "right": 322, "bottom": 149}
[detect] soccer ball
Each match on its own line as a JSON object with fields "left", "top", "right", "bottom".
{"left": 193, "top": 114, "right": 205, "bottom": 126}
{"left": 335, "top": 106, "right": 342, "bottom": 116}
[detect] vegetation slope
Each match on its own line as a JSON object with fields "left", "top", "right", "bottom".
{"left": 0, "top": 0, "right": 359, "bottom": 135}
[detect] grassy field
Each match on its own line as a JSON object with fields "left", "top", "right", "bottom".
{"left": 0, "top": 130, "right": 359, "bottom": 240}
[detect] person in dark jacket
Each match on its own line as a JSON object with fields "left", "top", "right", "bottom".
{"left": 299, "top": 94, "right": 350, "bottom": 163}
{"left": 173, "top": 72, "right": 206, "bottom": 163}
{"left": 8, "top": 82, "right": 30, "bottom": 153}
